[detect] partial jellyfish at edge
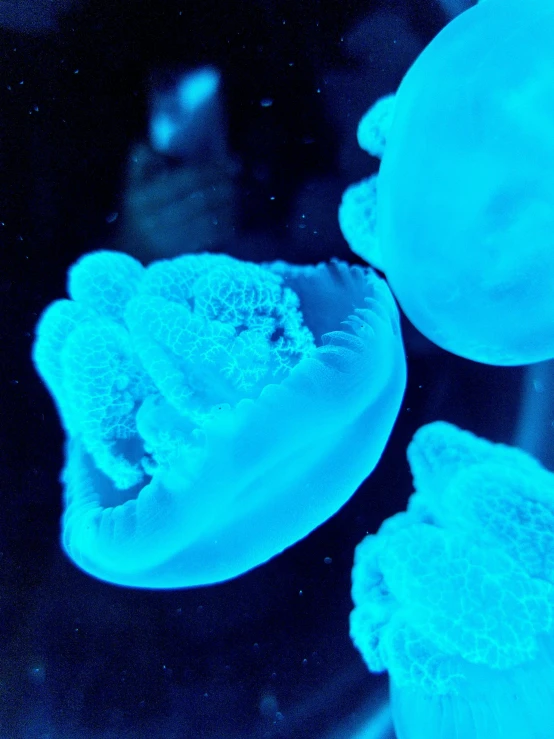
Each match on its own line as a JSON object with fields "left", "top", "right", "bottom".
{"left": 351, "top": 420, "right": 554, "bottom": 739}
{"left": 340, "top": 0, "right": 554, "bottom": 365}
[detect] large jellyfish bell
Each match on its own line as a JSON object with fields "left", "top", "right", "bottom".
{"left": 372, "top": 0, "right": 554, "bottom": 365}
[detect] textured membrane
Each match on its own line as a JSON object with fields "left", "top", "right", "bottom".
{"left": 351, "top": 421, "right": 554, "bottom": 739}
{"left": 33, "top": 250, "right": 406, "bottom": 587}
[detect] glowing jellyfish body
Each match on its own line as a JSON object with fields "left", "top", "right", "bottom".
{"left": 33, "top": 251, "right": 405, "bottom": 588}
{"left": 351, "top": 0, "right": 554, "bottom": 365}
{"left": 149, "top": 66, "right": 224, "bottom": 160}
{"left": 351, "top": 421, "right": 554, "bottom": 739}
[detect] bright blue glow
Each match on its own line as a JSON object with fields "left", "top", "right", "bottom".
{"left": 339, "top": 175, "right": 383, "bottom": 272}
{"left": 150, "top": 113, "right": 178, "bottom": 154}
{"left": 177, "top": 67, "right": 220, "bottom": 112}
{"left": 356, "top": 94, "right": 396, "bottom": 160}
{"left": 33, "top": 250, "right": 406, "bottom": 588}
{"left": 149, "top": 67, "right": 221, "bottom": 157}
{"left": 346, "top": 0, "right": 554, "bottom": 365}
{"left": 351, "top": 421, "right": 554, "bottom": 739}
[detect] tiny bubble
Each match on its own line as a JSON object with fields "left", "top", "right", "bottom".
{"left": 324, "top": 556, "right": 332, "bottom": 565}
{"left": 260, "top": 98, "right": 273, "bottom": 107}
{"left": 106, "top": 212, "right": 118, "bottom": 224}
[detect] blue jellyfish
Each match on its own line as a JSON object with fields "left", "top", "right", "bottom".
{"left": 339, "top": 94, "right": 395, "bottom": 273}
{"left": 33, "top": 250, "right": 406, "bottom": 588}
{"left": 149, "top": 67, "right": 225, "bottom": 161}
{"left": 342, "top": 0, "right": 554, "bottom": 365}
{"left": 350, "top": 421, "right": 554, "bottom": 739}
{"left": 339, "top": 175, "right": 382, "bottom": 273}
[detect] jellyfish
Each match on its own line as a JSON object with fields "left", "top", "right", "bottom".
{"left": 339, "top": 175, "right": 383, "bottom": 273}
{"left": 33, "top": 250, "right": 406, "bottom": 588}
{"left": 341, "top": 0, "right": 554, "bottom": 365}
{"left": 148, "top": 67, "right": 226, "bottom": 161}
{"left": 124, "top": 67, "right": 238, "bottom": 260}
{"left": 350, "top": 421, "right": 554, "bottom": 739}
